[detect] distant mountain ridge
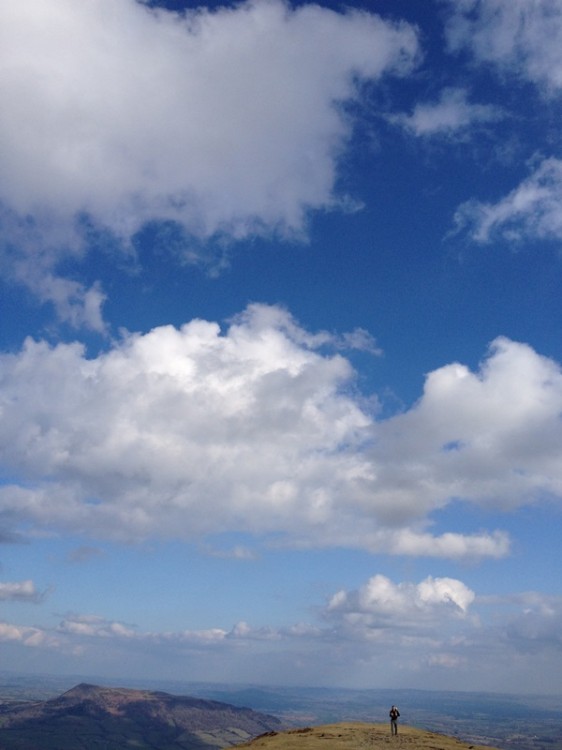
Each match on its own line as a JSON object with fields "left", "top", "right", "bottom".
{"left": 0, "top": 682, "right": 284, "bottom": 749}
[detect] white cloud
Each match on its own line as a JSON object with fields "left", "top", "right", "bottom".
{"left": 0, "top": 622, "right": 56, "bottom": 648}
{"left": 0, "top": 579, "right": 44, "bottom": 602}
{"left": 0, "top": 303, "right": 375, "bottom": 544}
{"left": 375, "top": 529, "right": 509, "bottom": 559}
{"left": 442, "top": 0, "right": 562, "bottom": 94}
{"left": 55, "top": 614, "right": 281, "bottom": 647}
{"left": 2, "top": 588, "right": 562, "bottom": 691}
{"left": 370, "top": 335, "right": 562, "bottom": 514}
{"left": 58, "top": 614, "right": 137, "bottom": 639}
{"left": 0, "top": 0, "right": 419, "bottom": 325}
{"left": 453, "top": 157, "right": 562, "bottom": 243}
{"left": 320, "top": 580, "right": 562, "bottom": 689}
{"left": 0, "top": 206, "right": 107, "bottom": 332}
{"left": 392, "top": 87, "right": 502, "bottom": 137}
{"left": 1, "top": 306, "right": 562, "bottom": 557}
{"left": 327, "top": 574, "right": 475, "bottom": 629}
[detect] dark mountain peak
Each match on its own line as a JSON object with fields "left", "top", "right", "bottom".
{"left": 54, "top": 683, "right": 149, "bottom": 714}
{"left": 56, "top": 683, "right": 252, "bottom": 714}
{"left": 0, "top": 683, "right": 283, "bottom": 750}
{"left": 60, "top": 682, "right": 106, "bottom": 699}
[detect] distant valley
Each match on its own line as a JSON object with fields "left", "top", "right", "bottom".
{"left": 0, "top": 675, "right": 560, "bottom": 750}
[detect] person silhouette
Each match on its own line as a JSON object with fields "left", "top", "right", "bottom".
{"left": 389, "top": 705, "right": 400, "bottom": 735}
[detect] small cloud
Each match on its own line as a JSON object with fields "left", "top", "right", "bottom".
{"left": 452, "top": 157, "right": 562, "bottom": 244}
{"left": 391, "top": 87, "right": 502, "bottom": 138}
{"left": 0, "top": 622, "right": 53, "bottom": 647}
{"left": 338, "top": 328, "right": 382, "bottom": 356}
{"left": 57, "top": 613, "right": 137, "bottom": 639}
{"left": 0, "top": 579, "right": 46, "bottom": 603}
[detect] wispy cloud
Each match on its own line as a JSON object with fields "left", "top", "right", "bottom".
{"left": 442, "top": 0, "right": 562, "bottom": 95}
{"left": 452, "top": 157, "right": 562, "bottom": 243}
{"left": 391, "top": 87, "right": 502, "bottom": 138}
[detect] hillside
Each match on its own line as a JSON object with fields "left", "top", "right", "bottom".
{"left": 238, "top": 722, "right": 499, "bottom": 750}
{"left": 0, "top": 683, "right": 283, "bottom": 750}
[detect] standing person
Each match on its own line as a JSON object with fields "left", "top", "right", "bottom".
{"left": 389, "top": 705, "right": 400, "bottom": 735}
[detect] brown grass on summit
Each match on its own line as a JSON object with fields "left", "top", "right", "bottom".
{"left": 237, "top": 722, "right": 499, "bottom": 750}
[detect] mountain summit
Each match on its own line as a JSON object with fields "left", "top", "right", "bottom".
{"left": 238, "top": 722, "right": 500, "bottom": 750}
{"left": 0, "top": 683, "right": 283, "bottom": 749}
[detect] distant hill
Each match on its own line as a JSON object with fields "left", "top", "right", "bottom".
{"left": 184, "top": 684, "right": 562, "bottom": 750}
{"left": 237, "top": 722, "right": 499, "bottom": 750}
{"left": 0, "top": 682, "right": 284, "bottom": 750}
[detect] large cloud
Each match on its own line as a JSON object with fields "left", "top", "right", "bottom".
{"left": 0, "top": 304, "right": 375, "bottom": 543}
{"left": 1, "top": 305, "right": 562, "bottom": 557}
{"left": 0, "top": 0, "right": 419, "bottom": 326}
{"left": 442, "top": 0, "right": 562, "bottom": 94}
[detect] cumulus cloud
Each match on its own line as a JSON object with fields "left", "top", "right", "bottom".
{"left": 0, "top": 0, "right": 419, "bottom": 325}
{"left": 442, "top": 0, "right": 562, "bottom": 94}
{"left": 55, "top": 613, "right": 283, "bottom": 647}
{"left": 0, "top": 579, "right": 44, "bottom": 602}
{"left": 453, "top": 157, "right": 562, "bottom": 243}
{"left": 0, "top": 622, "right": 56, "bottom": 648}
{"left": 369, "top": 335, "right": 562, "bottom": 519}
{"left": 0, "top": 304, "right": 374, "bottom": 544}
{"left": 320, "top": 580, "right": 562, "bottom": 688}
{"left": 1, "top": 305, "right": 562, "bottom": 557}
{"left": 2, "top": 587, "right": 562, "bottom": 690}
{"left": 392, "top": 87, "right": 502, "bottom": 137}
{"left": 58, "top": 614, "right": 137, "bottom": 639}
{"left": 326, "top": 574, "right": 475, "bottom": 633}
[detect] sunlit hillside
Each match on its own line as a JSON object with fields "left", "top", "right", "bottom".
{"left": 238, "top": 723, "right": 499, "bottom": 750}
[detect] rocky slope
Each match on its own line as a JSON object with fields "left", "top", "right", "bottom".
{"left": 0, "top": 682, "right": 283, "bottom": 749}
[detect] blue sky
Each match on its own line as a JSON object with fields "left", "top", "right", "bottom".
{"left": 1, "top": 0, "right": 562, "bottom": 695}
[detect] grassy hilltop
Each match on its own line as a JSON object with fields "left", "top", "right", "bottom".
{"left": 239, "top": 723, "right": 498, "bottom": 750}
